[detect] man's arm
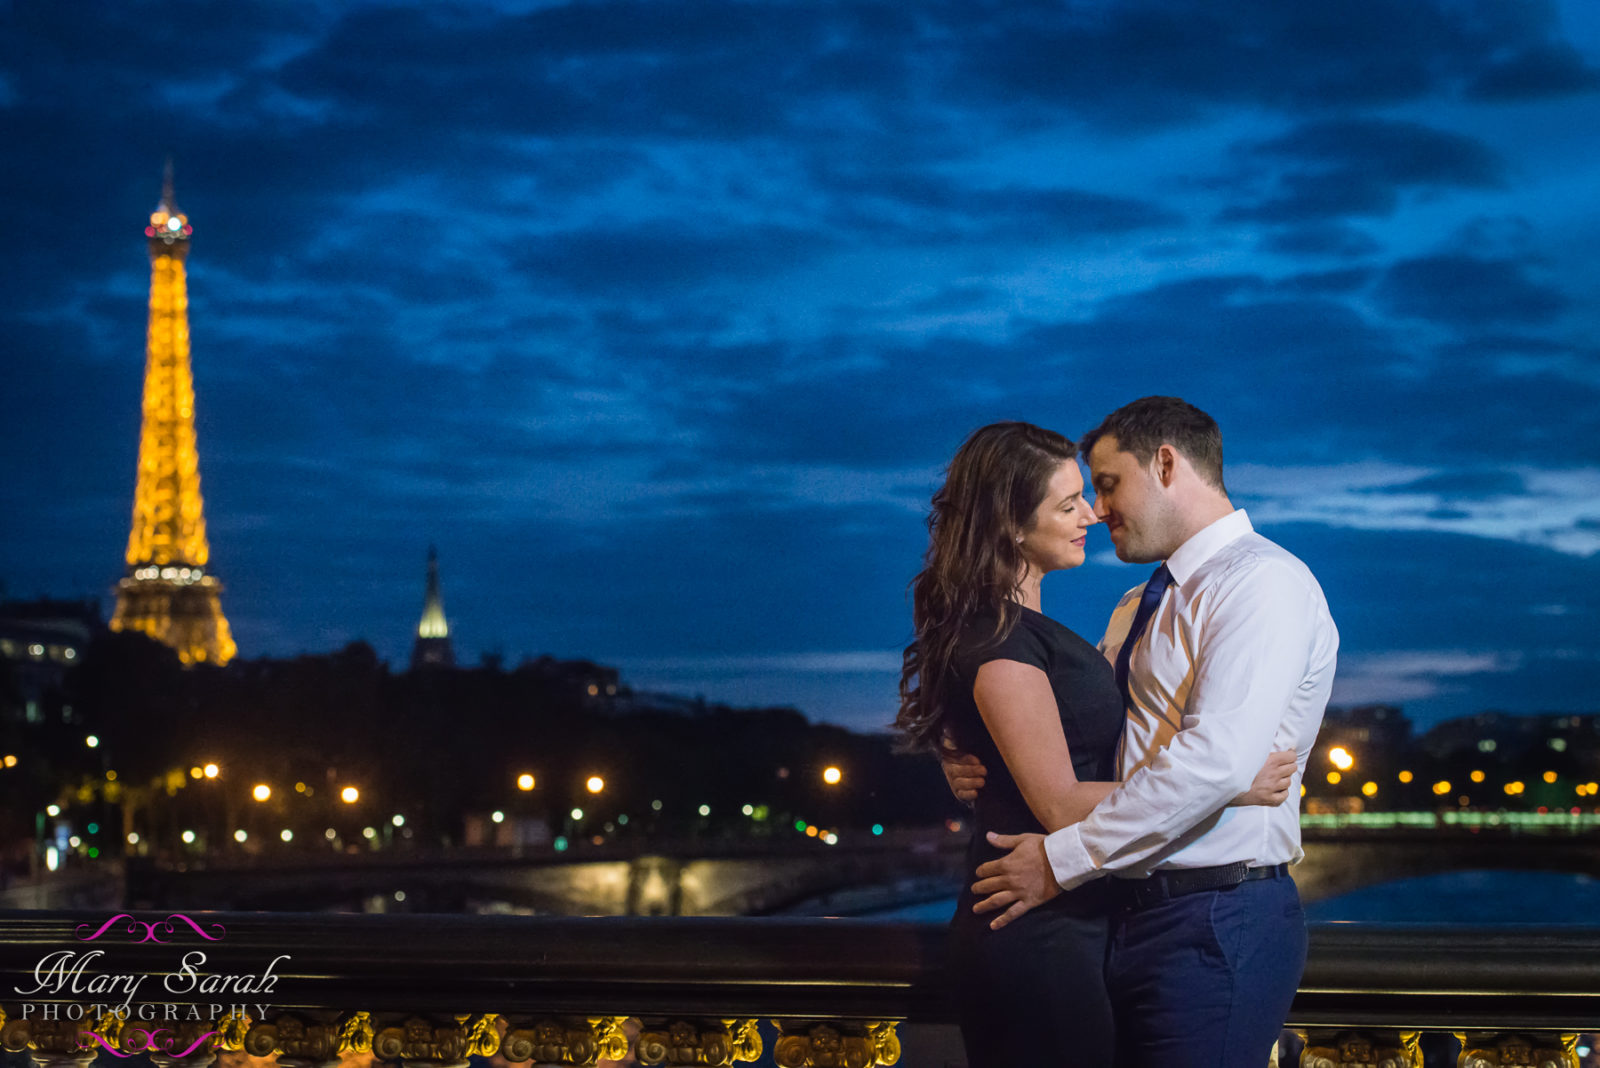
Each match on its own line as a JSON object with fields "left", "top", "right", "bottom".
{"left": 1039, "top": 557, "right": 1318, "bottom": 890}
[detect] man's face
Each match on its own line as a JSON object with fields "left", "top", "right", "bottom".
{"left": 1087, "top": 435, "right": 1173, "bottom": 564}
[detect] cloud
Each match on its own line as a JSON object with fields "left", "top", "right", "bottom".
{"left": 1376, "top": 254, "right": 1569, "bottom": 327}
{"left": 1235, "top": 462, "right": 1600, "bottom": 556}
{"left": 1332, "top": 649, "right": 1523, "bottom": 704}
{"left": 1222, "top": 118, "right": 1504, "bottom": 222}
{"left": 1467, "top": 42, "right": 1600, "bottom": 100}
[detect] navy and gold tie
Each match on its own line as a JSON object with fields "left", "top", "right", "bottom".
{"left": 1114, "top": 564, "right": 1172, "bottom": 708}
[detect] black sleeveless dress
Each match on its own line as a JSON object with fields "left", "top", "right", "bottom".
{"left": 945, "top": 606, "right": 1126, "bottom": 1068}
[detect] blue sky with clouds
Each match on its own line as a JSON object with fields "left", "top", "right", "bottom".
{"left": 4, "top": 0, "right": 1598, "bottom": 732}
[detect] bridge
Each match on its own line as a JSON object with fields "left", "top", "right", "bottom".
{"left": 117, "top": 817, "right": 1600, "bottom": 915}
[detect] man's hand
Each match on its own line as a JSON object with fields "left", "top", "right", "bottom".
{"left": 971, "top": 830, "right": 1059, "bottom": 929}
{"left": 1234, "top": 748, "right": 1298, "bottom": 807}
{"left": 939, "top": 744, "right": 988, "bottom": 804}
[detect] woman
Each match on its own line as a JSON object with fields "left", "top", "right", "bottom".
{"left": 894, "top": 421, "right": 1291, "bottom": 1067}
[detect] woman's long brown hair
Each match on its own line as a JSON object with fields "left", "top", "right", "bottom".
{"left": 895, "top": 421, "right": 1078, "bottom": 753}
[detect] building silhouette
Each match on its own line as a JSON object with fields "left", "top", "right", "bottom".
{"left": 410, "top": 546, "right": 454, "bottom": 670}
{"left": 108, "top": 164, "right": 236, "bottom": 665}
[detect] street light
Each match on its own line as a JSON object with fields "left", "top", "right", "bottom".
{"left": 252, "top": 784, "right": 271, "bottom": 802}
{"left": 203, "top": 763, "right": 219, "bottom": 779}
{"left": 340, "top": 786, "right": 360, "bottom": 804}
{"left": 822, "top": 766, "right": 843, "bottom": 786}
{"left": 517, "top": 774, "right": 536, "bottom": 791}
{"left": 1327, "top": 747, "right": 1353, "bottom": 772}
{"left": 586, "top": 776, "right": 605, "bottom": 794}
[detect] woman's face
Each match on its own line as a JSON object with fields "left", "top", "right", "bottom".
{"left": 1018, "top": 460, "right": 1099, "bottom": 575}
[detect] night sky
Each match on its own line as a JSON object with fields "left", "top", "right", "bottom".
{"left": 5, "top": 0, "right": 1598, "bottom": 733}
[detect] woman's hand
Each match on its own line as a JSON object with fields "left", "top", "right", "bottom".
{"left": 1233, "top": 748, "right": 1298, "bottom": 806}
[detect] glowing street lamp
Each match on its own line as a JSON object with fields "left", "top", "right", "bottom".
{"left": 822, "top": 766, "right": 843, "bottom": 786}
{"left": 252, "top": 784, "right": 271, "bottom": 802}
{"left": 585, "top": 776, "right": 605, "bottom": 794}
{"left": 340, "top": 786, "right": 360, "bottom": 804}
{"left": 203, "top": 763, "right": 219, "bottom": 779}
{"left": 517, "top": 773, "right": 536, "bottom": 792}
{"left": 1327, "top": 747, "right": 1353, "bottom": 772}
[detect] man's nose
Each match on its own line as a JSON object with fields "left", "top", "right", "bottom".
{"left": 1092, "top": 496, "right": 1110, "bottom": 520}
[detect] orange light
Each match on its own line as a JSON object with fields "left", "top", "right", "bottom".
{"left": 822, "top": 766, "right": 843, "bottom": 786}
{"left": 586, "top": 776, "right": 605, "bottom": 794}
{"left": 341, "top": 786, "right": 360, "bottom": 804}
{"left": 252, "top": 784, "right": 271, "bottom": 802}
{"left": 517, "top": 774, "right": 536, "bottom": 791}
{"left": 1543, "top": 771, "right": 1558, "bottom": 784}
{"left": 1325, "top": 771, "right": 1341, "bottom": 785}
{"left": 1361, "top": 782, "right": 1378, "bottom": 797}
{"left": 1432, "top": 780, "right": 1452, "bottom": 796}
{"left": 1327, "top": 747, "right": 1354, "bottom": 771}
{"left": 1398, "top": 770, "right": 1413, "bottom": 784}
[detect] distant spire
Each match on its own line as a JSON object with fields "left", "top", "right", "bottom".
{"left": 161, "top": 156, "right": 177, "bottom": 213}
{"left": 411, "top": 545, "right": 454, "bottom": 670}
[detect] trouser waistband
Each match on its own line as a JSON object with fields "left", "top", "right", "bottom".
{"left": 1114, "top": 862, "right": 1290, "bottom": 910}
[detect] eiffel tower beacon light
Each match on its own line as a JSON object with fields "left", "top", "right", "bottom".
{"left": 109, "top": 164, "right": 237, "bottom": 665}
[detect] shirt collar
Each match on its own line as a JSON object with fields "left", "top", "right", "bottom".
{"left": 1164, "top": 508, "right": 1252, "bottom": 587}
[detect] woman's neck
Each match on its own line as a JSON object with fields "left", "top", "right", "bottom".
{"left": 1013, "top": 569, "right": 1043, "bottom": 613}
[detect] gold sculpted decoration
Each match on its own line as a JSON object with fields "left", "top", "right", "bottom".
{"left": 372, "top": 1015, "right": 507, "bottom": 1065}
{"left": 1296, "top": 1029, "right": 1421, "bottom": 1067}
{"left": 498, "top": 1017, "right": 630, "bottom": 1066}
{"left": 770, "top": 1021, "right": 900, "bottom": 1068}
{"left": 1455, "top": 1032, "right": 1578, "bottom": 1068}
{"left": 215, "top": 1010, "right": 252, "bottom": 1052}
{"left": 243, "top": 1014, "right": 342, "bottom": 1062}
{"left": 338, "top": 1011, "right": 375, "bottom": 1054}
{"left": 635, "top": 1018, "right": 762, "bottom": 1066}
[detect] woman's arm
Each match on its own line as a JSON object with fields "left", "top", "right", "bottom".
{"left": 970, "top": 661, "right": 1297, "bottom": 831}
{"left": 972, "top": 659, "right": 1111, "bottom": 831}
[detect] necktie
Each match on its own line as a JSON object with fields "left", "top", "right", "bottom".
{"left": 1115, "top": 564, "right": 1172, "bottom": 708}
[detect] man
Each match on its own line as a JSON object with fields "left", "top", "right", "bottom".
{"left": 944, "top": 396, "right": 1337, "bottom": 1066}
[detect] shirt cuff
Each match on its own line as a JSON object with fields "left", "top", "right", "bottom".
{"left": 1043, "top": 824, "right": 1101, "bottom": 892}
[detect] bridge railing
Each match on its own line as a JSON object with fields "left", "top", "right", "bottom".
{"left": 1, "top": 912, "right": 1596, "bottom": 1067}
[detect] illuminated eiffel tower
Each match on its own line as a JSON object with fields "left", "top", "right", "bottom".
{"left": 109, "top": 164, "right": 237, "bottom": 665}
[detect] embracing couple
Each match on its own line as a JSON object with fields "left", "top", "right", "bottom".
{"left": 896, "top": 396, "right": 1338, "bottom": 1068}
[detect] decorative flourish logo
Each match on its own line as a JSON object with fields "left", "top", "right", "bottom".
{"left": 77, "top": 1028, "right": 219, "bottom": 1058}
{"left": 75, "top": 914, "right": 227, "bottom": 944}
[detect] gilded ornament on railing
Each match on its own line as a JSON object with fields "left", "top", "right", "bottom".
{"left": 1455, "top": 1032, "right": 1578, "bottom": 1068}
{"left": 635, "top": 1018, "right": 761, "bottom": 1065}
{"left": 216, "top": 1009, "right": 252, "bottom": 1052}
{"left": 498, "top": 1017, "right": 630, "bottom": 1066}
{"left": 338, "top": 1011, "right": 375, "bottom": 1054}
{"left": 770, "top": 1021, "right": 900, "bottom": 1068}
{"left": 373, "top": 1015, "right": 507, "bottom": 1066}
{"left": 244, "top": 1014, "right": 343, "bottom": 1063}
{"left": 454, "top": 1013, "right": 502, "bottom": 1058}
{"left": 1296, "top": 1029, "right": 1421, "bottom": 1067}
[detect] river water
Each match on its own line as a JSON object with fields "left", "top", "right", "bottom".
{"left": 863, "top": 869, "right": 1600, "bottom": 923}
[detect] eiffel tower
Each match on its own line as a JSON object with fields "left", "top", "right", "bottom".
{"left": 109, "top": 164, "right": 237, "bottom": 665}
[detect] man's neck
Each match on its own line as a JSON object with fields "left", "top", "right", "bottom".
{"left": 1168, "top": 496, "right": 1235, "bottom": 557}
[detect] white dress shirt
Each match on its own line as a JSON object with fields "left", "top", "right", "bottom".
{"left": 1043, "top": 509, "right": 1338, "bottom": 890}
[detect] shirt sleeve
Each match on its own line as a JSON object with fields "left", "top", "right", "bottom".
{"left": 1042, "top": 554, "right": 1318, "bottom": 890}
{"left": 957, "top": 616, "right": 1050, "bottom": 677}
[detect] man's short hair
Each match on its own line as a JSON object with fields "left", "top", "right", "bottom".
{"left": 1081, "top": 396, "right": 1227, "bottom": 492}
